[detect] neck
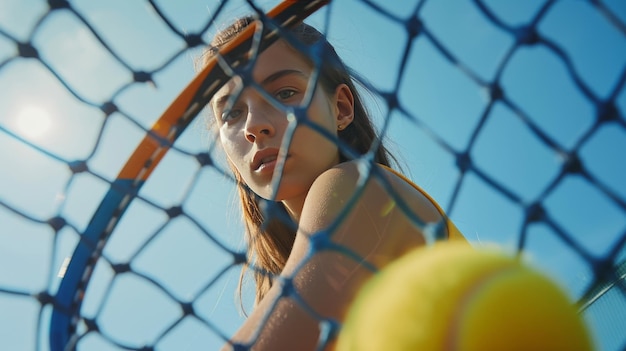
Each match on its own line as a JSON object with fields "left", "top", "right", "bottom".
{"left": 281, "top": 157, "right": 342, "bottom": 224}
{"left": 281, "top": 195, "right": 306, "bottom": 223}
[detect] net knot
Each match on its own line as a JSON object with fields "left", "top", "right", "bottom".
{"left": 112, "top": 263, "right": 131, "bottom": 274}
{"left": 278, "top": 277, "right": 295, "bottom": 298}
{"left": 47, "top": 216, "right": 66, "bottom": 232}
{"left": 36, "top": 291, "right": 55, "bottom": 306}
{"left": 562, "top": 152, "right": 584, "bottom": 175}
{"left": 100, "top": 101, "right": 118, "bottom": 116}
{"left": 133, "top": 71, "right": 153, "bottom": 84}
{"left": 195, "top": 152, "right": 213, "bottom": 167}
{"left": 309, "top": 231, "right": 331, "bottom": 252}
{"left": 231, "top": 343, "right": 250, "bottom": 351}
{"left": 381, "top": 92, "right": 399, "bottom": 110}
{"left": 184, "top": 33, "right": 204, "bottom": 48}
{"left": 455, "top": 151, "right": 472, "bottom": 173}
{"left": 514, "top": 25, "right": 539, "bottom": 45}
{"left": 525, "top": 202, "right": 545, "bottom": 223}
{"left": 17, "top": 42, "right": 38, "bottom": 59}
{"left": 487, "top": 82, "right": 504, "bottom": 102}
{"left": 592, "top": 258, "right": 616, "bottom": 283}
{"left": 405, "top": 15, "right": 423, "bottom": 39}
{"left": 292, "top": 106, "right": 309, "bottom": 124}
{"left": 319, "top": 319, "right": 341, "bottom": 346}
{"left": 83, "top": 317, "right": 99, "bottom": 332}
{"left": 598, "top": 101, "right": 619, "bottom": 124}
{"left": 233, "top": 251, "right": 247, "bottom": 265}
{"left": 424, "top": 221, "right": 447, "bottom": 244}
{"left": 233, "top": 61, "right": 255, "bottom": 85}
{"left": 68, "top": 160, "right": 88, "bottom": 174}
{"left": 180, "top": 302, "right": 195, "bottom": 316}
{"left": 48, "top": 0, "right": 70, "bottom": 10}
{"left": 166, "top": 206, "right": 183, "bottom": 218}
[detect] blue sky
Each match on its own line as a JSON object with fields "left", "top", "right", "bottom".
{"left": 0, "top": 0, "right": 625, "bottom": 350}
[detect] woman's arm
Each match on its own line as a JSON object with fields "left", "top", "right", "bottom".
{"left": 223, "top": 161, "right": 442, "bottom": 350}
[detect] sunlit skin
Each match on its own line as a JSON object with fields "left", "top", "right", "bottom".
{"left": 213, "top": 39, "right": 445, "bottom": 350}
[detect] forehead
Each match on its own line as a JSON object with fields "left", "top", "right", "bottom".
{"left": 252, "top": 40, "right": 312, "bottom": 78}
{"left": 211, "top": 40, "right": 312, "bottom": 102}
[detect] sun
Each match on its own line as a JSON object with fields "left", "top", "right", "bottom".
{"left": 15, "top": 106, "right": 52, "bottom": 139}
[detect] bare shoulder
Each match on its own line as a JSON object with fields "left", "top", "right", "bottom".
{"left": 298, "top": 161, "right": 363, "bottom": 228}
{"left": 295, "top": 160, "right": 443, "bottom": 271}
{"left": 300, "top": 160, "right": 442, "bottom": 235}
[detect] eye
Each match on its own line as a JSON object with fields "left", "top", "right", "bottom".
{"left": 221, "top": 108, "right": 243, "bottom": 122}
{"left": 275, "top": 89, "right": 297, "bottom": 101}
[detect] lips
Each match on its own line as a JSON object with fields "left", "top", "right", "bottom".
{"left": 252, "top": 148, "right": 282, "bottom": 172}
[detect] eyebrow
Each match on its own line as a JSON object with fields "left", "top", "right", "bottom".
{"left": 260, "top": 69, "right": 307, "bottom": 85}
{"left": 212, "top": 69, "right": 307, "bottom": 110}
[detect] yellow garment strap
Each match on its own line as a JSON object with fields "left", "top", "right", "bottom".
{"left": 379, "top": 164, "right": 466, "bottom": 242}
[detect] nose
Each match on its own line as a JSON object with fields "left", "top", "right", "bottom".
{"left": 244, "top": 103, "right": 275, "bottom": 143}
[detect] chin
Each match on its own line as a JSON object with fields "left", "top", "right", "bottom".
{"left": 261, "top": 180, "right": 309, "bottom": 202}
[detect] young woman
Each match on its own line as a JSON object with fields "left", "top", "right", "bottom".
{"left": 201, "top": 17, "right": 464, "bottom": 350}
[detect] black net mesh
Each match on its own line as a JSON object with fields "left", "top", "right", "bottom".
{"left": 0, "top": 0, "right": 625, "bottom": 350}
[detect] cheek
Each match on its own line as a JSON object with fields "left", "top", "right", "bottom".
{"left": 295, "top": 101, "right": 339, "bottom": 154}
{"left": 310, "top": 91, "right": 336, "bottom": 128}
{"left": 219, "top": 129, "right": 245, "bottom": 168}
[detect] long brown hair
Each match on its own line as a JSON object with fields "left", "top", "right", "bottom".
{"left": 202, "top": 17, "right": 396, "bottom": 312}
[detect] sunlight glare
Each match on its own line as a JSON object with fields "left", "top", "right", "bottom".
{"left": 16, "top": 106, "right": 52, "bottom": 139}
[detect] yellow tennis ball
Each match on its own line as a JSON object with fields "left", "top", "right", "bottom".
{"left": 336, "top": 241, "right": 594, "bottom": 351}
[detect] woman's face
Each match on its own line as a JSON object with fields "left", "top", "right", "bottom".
{"left": 211, "top": 41, "right": 353, "bottom": 203}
